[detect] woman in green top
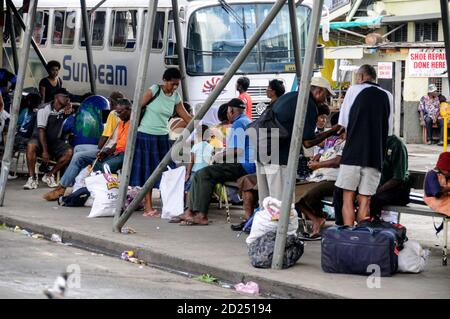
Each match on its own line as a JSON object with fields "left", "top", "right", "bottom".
{"left": 130, "top": 68, "right": 192, "bottom": 217}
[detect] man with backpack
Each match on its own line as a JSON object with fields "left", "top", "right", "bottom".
{"left": 255, "top": 77, "right": 341, "bottom": 205}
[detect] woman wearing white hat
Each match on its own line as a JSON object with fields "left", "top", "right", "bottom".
{"left": 419, "top": 84, "right": 441, "bottom": 145}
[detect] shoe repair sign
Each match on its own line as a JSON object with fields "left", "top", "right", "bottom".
{"left": 407, "top": 48, "right": 447, "bottom": 77}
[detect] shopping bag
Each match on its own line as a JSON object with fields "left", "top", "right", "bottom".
{"left": 160, "top": 166, "right": 186, "bottom": 219}
{"left": 73, "top": 166, "right": 91, "bottom": 193}
{"left": 85, "top": 164, "right": 119, "bottom": 218}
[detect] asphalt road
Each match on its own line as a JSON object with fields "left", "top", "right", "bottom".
{"left": 0, "top": 229, "right": 254, "bottom": 299}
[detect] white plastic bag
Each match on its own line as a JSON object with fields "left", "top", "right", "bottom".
{"left": 85, "top": 164, "right": 119, "bottom": 218}
{"left": 73, "top": 166, "right": 91, "bottom": 193}
{"left": 160, "top": 166, "right": 186, "bottom": 220}
{"left": 398, "top": 240, "right": 429, "bottom": 273}
{"left": 246, "top": 197, "right": 299, "bottom": 245}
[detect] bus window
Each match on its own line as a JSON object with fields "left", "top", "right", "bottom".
{"left": 53, "top": 10, "right": 76, "bottom": 46}
{"left": 110, "top": 10, "right": 137, "bottom": 50}
{"left": 33, "top": 11, "right": 49, "bottom": 46}
{"left": 165, "top": 11, "right": 177, "bottom": 65}
{"left": 142, "top": 11, "right": 165, "bottom": 50}
{"left": 80, "top": 11, "right": 106, "bottom": 47}
{"left": 4, "top": 9, "right": 23, "bottom": 43}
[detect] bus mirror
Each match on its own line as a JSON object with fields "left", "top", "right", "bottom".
{"left": 314, "top": 44, "right": 325, "bottom": 69}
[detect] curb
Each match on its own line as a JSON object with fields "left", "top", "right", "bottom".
{"left": 0, "top": 214, "right": 343, "bottom": 299}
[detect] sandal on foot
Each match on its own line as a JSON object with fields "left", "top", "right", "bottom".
{"left": 143, "top": 210, "right": 161, "bottom": 217}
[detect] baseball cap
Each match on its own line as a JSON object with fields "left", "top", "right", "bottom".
{"left": 228, "top": 98, "right": 246, "bottom": 109}
{"left": 55, "top": 87, "right": 70, "bottom": 96}
{"left": 310, "top": 77, "right": 336, "bottom": 97}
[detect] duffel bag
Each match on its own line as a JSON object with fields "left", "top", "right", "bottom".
{"left": 321, "top": 226, "right": 399, "bottom": 276}
{"left": 358, "top": 217, "right": 407, "bottom": 250}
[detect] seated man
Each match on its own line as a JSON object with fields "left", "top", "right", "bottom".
{"left": 334, "top": 134, "right": 410, "bottom": 223}
{"left": 24, "top": 88, "right": 73, "bottom": 190}
{"left": 179, "top": 98, "right": 255, "bottom": 225}
{"left": 14, "top": 93, "right": 40, "bottom": 151}
{"left": 42, "top": 97, "right": 126, "bottom": 200}
{"left": 295, "top": 123, "right": 346, "bottom": 239}
{"left": 92, "top": 99, "right": 131, "bottom": 173}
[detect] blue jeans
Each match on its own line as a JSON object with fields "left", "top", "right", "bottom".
{"left": 60, "top": 144, "right": 98, "bottom": 187}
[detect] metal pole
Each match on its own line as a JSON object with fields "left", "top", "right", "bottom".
{"left": 271, "top": 0, "right": 324, "bottom": 269}
{"left": 113, "top": 0, "right": 159, "bottom": 231}
{"left": 0, "top": 0, "right": 38, "bottom": 206}
{"left": 288, "top": 0, "right": 303, "bottom": 81}
{"left": 394, "top": 61, "right": 402, "bottom": 137}
{"left": 90, "top": 0, "right": 107, "bottom": 14}
{"left": 80, "top": 0, "right": 96, "bottom": 94}
{"left": 7, "top": 3, "right": 19, "bottom": 74}
{"left": 113, "top": 0, "right": 289, "bottom": 232}
{"left": 0, "top": 0, "right": 4, "bottom": 68}
{"left": 6, "top": 0, "right": 47, "bottom": 70}
{"left": 171, "top": 0, "right": 189, "bottom": 102}
{"left": 440, "top": 0, "right": 450, "bottom": 104}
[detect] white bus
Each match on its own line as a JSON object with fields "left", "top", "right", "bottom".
{"left": 6, "top": 0, "right": 311, "bottom": 121}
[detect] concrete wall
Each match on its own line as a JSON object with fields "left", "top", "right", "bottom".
{"left": 383, "top": 0, "right": 441, "bottom": 15}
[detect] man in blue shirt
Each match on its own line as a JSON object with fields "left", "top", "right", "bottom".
{"left": 181, "top": 98, "right": 255, "bottom": 226}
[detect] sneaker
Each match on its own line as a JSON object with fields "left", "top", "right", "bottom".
{"left": 43, "top": 186, "right": 66, "bottom": 201}
{"left": 42, "top": 174, "right": 58, "bottom": 188}
{"left": 427, "top": 140, "right": 432, "bottom": 145}
{"left": 23, "top": 177, "right": 38, "bottom": 190}
{"left": 438, "top": 141, "right": 444, "bottom": 146}
{"left": 7, "top": 174, "right": 18, "bottom": 180}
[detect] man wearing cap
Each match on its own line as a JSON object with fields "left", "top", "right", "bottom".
{"left": 336, "top": 64, "right": 394, "bottom": 226}
{"left": 179, "top": 98, "right": 255, "bottom": 225}
{"left": 419, "top": 84, "right": 441, "bottom": 145}
{"left": 24, "top": 88, "right": 74, "bottom": 190}
{"left": 256, "top": 76, "right": 341, "bottom": 206}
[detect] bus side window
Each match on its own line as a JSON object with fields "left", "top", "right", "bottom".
{"left": 142, "top": 10, "right": 165, "bottom": 50}
{"left": 33, "top": 10, "right": 49, "bottom": 46}
{"left": 53, "top": 10, "right": 76, "bottom": 46}
{"left": 4, "top": 9, "right": 23, "bottom": 43}
{"left": 80, "top": 11, "right": 106, "bottom": 47}
{"left": 110, "top": 10, "right": 137, "bottom": 50}
{"left": 165, "top": 10, "right": 178, "bottom": 66}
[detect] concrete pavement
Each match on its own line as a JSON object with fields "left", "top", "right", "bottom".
{"left": 0, "top": 179, "right": 449, "bottom": 299}
{"left": 0, "top": 229, "right": 254, "bottom": 299}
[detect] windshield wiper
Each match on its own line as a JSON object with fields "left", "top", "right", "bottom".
{"left": 218, "top": 0, "right": 248, "bottom": 31}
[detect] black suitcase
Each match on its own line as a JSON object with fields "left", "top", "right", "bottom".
{"left": 321, "top": 226, "right": 399, "bottom": 277}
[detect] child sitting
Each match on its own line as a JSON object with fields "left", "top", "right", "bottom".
{"left": 424, "top": 152, "right": 450, "bottom": 216}
{"left": 185, "top": 125, "right": 214, "bottom": 193}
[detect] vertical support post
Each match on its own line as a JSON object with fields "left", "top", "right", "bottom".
{"left": 0, "top": 0, "right": 4, "bottom": 69}
{"left": 288, "top": 0, "right": 304, "bottom": 81}
{"left": 171, "top": 0, "right": 189, "bottom": 102}
{"left": 444, "top": 117, "right": 448, "bottom": 152}
{"left": 6, "top": 0, "right": 47, "bottom": 70}
{"left": 440, "top": 0, "right": 450, "bottom": 108}
{"left": 394, "top": 61, "right": 402, "bottom": 137}
{"left": 271, "top": 0, "right": 324, "bottom": 269}
{"left": 80, "top": 0, "right": 96, "bottom": 94}
{"left": 0, "top": 0, "right": 38, "bottom": 206}
{"left": 113, "top": 0, "right": 159, "bottom": 231}
{"left": 7, "top": 3, "right": 19, "bottom": 74}
{"left": 113, "top": 0, "right": 289, "bottom": 232}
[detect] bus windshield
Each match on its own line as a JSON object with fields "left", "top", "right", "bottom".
{"left": 186, "top": 3, "right": 310, "bottom": 75}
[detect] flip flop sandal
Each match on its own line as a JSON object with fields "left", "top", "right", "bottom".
{"left": 179, "top": 220, "right": 209, "bottom": 226}
{"left": 168, "top": 217, "right": 182, "bottom": 223}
